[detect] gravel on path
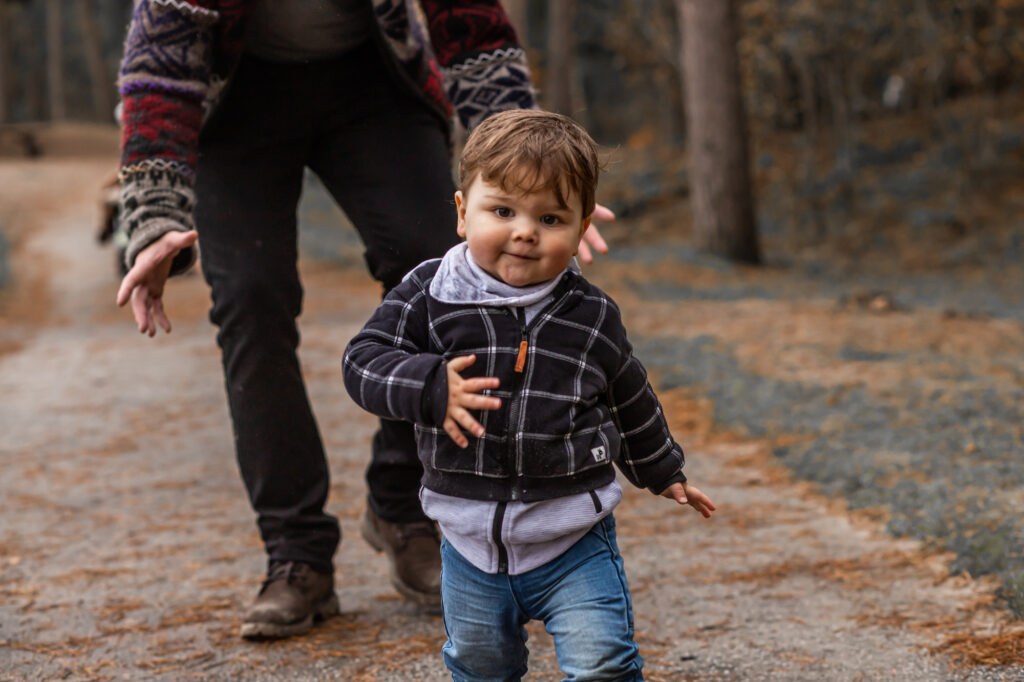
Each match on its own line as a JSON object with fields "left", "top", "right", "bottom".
{"left": 1, "top": 156, "right": 1022, "bottom": 681}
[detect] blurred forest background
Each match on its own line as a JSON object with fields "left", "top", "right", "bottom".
{"left": 4, "top": 0, "right": 1024, "bottom": 265}
{"left": 2, "top": 0, "right": 1024, "bottom": 625}
{"left": 5, "top": 0, "right": 1024, "bottom": 137}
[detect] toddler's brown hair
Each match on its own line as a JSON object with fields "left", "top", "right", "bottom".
{"left": 459, "top": 109, "right": 600, "bottom": 218}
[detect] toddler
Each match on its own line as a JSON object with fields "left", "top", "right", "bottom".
{"left": 343, "top": 109, "right": 714, "bottom": 681}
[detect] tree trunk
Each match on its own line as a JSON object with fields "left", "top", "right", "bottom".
{"left": 546, "top": 0, "right": 574, "bottom": 116}
{"left": 0, "top": 4, "right": 9, "bottom": 124}
{"left": 503, "top": 0, "right": 528, "bottom": 45}
{"left": 677, "top": 0, "right": 760, "bottom": 264}
{"left": 79, "top": 0, "right": 112, "bottom": 122}
{"left": 46, "top": 0, "right": 65, "bottom": 121}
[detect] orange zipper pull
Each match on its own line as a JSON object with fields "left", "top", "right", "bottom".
{"left": 514, "top": 340, "right": 528, "bottom": 373}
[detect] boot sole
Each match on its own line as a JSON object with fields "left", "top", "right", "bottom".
{"left": 361, "top": 515, "right": 442, "bottom": 610}
{"left": 239, "top": 592, "right": 340, "bottom": 640}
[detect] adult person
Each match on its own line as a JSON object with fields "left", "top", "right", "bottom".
{"left": 114, "top": 0, "right": 610, "bottom": 640}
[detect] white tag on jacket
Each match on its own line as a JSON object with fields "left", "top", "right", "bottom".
{"left": 591, "top": 446, "right": 607, "bottom": 462}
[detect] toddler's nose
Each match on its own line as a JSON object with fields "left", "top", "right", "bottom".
{"left": 511, "top": 219, "right": 538, "bottom": 241}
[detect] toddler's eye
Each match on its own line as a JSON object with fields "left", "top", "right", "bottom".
{"left": 494, "top": 207, "right": 513, "bottom": 218}
{"left": 540, "top": 215, "right": 561, "bottom": 226}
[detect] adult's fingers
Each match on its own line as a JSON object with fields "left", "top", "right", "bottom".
{"left": 117, "top": 265, "right": 145, "bottom": 307}
{"left": 578, "top": 223, "right": 609, "bottom": 265}
{"left": 116, "top": 230, "right": 197, "bottom": 306}
{"left": 592, "top": 203, "right": 616, "bottom": 223}
{"left": 153, "top": 299, "right": 171, "bottom": 334}
{"left": 130, "top": 286, "right": 149, "bottom": 334}
{"left": 578, "top": 239, "right": 594, "bottom": 264}
{"left": 169, "top": 230, "right": 199, "bottom": 250}
{"left": 582, "top": 223, "right": 609, "bottom": 254}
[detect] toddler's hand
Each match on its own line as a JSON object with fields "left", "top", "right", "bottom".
{"left": 444, "top": 354, "right": 501, "bottom": 448}
{"left": 661, "top": 481, "right": 715, "bottom": 518}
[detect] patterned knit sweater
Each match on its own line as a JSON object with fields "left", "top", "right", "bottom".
{"left": 117, "top": 0, "right": 536, "bottom": 272}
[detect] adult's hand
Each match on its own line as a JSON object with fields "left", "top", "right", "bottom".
{"left": 578, "top": 203, "right": 613, "bottom": 264}
{"left": 116, "top": 230, "right": 198, "bottom": 337}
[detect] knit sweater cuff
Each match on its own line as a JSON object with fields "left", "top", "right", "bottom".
{"left": 443, "top": 47, "right": 538, "bottom": 131}
{"left": 120, "top": 165, "right": 197, "bottom": 275}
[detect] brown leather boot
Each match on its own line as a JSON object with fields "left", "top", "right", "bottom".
{"left": 361, "top": 508, "right": 442, "bottom": 609}
{"left": 240, "top": 561, "right": 340, "bottom": 640}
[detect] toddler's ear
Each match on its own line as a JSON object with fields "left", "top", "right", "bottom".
{"left": 455, "top": 191, "right": 467, "bottom": 238}
{"left": 573, "top": 221, "right": 590, "bottom": 257}
{"left": 577, "top": 216, "right": 592, "bottom": 241}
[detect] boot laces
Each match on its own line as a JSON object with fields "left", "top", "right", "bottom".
{"left": 260, "top": 561, "right": 303, "bottom": 592}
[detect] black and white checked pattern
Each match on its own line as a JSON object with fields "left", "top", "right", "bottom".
{"left": 343, "top": 260, "right": 686, "bottom": 503}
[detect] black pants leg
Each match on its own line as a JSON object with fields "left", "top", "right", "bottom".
{"left": 306, "top": 52, "right": 458, "bottom": 523}
{"left": 194, "top": 45, "right": 457, "bottom": 573}
{"left": 196, "top": 55, "right": 339, "bottom": 574}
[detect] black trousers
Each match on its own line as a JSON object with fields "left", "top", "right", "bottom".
{"left": 195, "top": 43, "right": 459, "bottom": 573}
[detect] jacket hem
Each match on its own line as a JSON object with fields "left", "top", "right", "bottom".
{"left": 421, "top": 466, "right": 617, "bottom": 503}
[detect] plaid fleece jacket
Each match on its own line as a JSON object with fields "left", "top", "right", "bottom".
{"left": 343, "top": 259, "right": 687, "bottom": 503}
{"left": 116, "top": 0, "right": 536, "bottom": 272}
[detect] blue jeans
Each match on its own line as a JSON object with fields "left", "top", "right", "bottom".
{"left": 440, "top": 515, "right": 643, "bottom": 682}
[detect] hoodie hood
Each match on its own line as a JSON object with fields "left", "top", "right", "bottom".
{"left": 429, "top": 242, "right": 579, "bottom": 308}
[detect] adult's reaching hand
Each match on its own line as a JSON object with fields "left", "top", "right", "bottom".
{"left": 116, "top": 230, "right": 198, "bottom": 337}
{"left": 577, "top": 203, "right": 613, "bottom": 264}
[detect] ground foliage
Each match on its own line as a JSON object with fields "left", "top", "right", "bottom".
{"left": 594, "top": 89, "right": 1024, "bottom": 619}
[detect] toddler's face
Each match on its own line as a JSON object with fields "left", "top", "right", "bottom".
{"left": 455, "top": 174, "right": 590, "bottom": 287}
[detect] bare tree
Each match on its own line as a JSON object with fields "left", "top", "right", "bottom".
{"left": 503, "top": 0, "right": 527, "bottom": 45}
{"left": 0, "top": 3, "right": 9, "bottom": 123}
{"left": 80, "top": 0, "right": 112, "bottom": 121}
{"left": 677, "top": 0, "right": 760, "bottom": 264}
{"left": 546, "top": 0, "right": 574, "bottom": 115}
{"left": 46, "top": 0, "right": 65, "bottom": 120}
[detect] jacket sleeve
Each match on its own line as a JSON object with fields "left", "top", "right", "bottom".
{"left": 419, "top": 0, "right": 537, "bottom": 131}
{"left": 605, "top": 314, "right": 687, "bottom": 495}
{"left": 116, "top": 0, "right": 220, "bottom": 274}
{"left": 342, "top": 270, "right": 449, "bottom": 427}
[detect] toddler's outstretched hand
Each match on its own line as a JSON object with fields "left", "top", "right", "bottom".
{"left": 661, "top": 481, "right": 715, "bottom": 518}
{"left": 444, "top": 354, "right": 501, "bottom": 448}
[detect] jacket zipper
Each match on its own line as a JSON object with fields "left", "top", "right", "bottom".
{"left": 506, "top": 307, "right": 528, "bottom": 496}
{"left": 493, "top": 289, "right": 575, "bottom": 574}
{"left": 493, "top": 307, "right": 528, "bottom": 574}
{"left": 492, "top": 501, "right": 509, "bottom": 574}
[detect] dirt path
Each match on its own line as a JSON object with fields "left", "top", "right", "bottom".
{"left": 1, "top": 152, "right": 1021, "bottom": 681}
